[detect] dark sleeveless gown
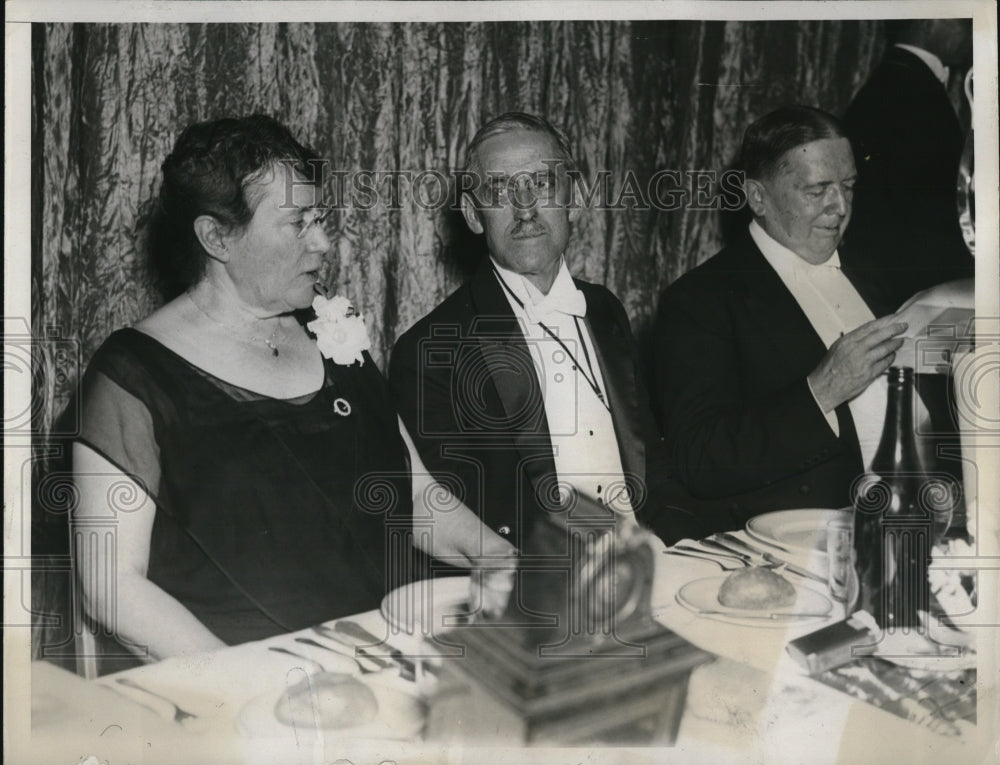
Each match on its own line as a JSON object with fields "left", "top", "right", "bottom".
{"left": 78, "top": 328, "right": 412, "bottom": 645}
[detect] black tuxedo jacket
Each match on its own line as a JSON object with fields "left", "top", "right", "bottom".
{"left": 843, "top": 46, "right": 973, "bottom": 309}
{"left": 390, "top": 259, "right": 692, "bottom": 549}
{"left": 652, "top": 228, "right": 891, "bottom": 530}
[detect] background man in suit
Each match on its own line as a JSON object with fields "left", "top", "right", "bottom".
{"left": 843, "top": 18, "right": 974, "bottom": 309}
{"left": 654, "top": 106, "right": 910, "bottom": 531}
{"left": 390, "top": 112, "right": 685, "bottom": 553}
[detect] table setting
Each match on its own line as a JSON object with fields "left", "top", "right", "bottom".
{"left": 27, "top": 492, "right": 991, "bottom": 765}
{"left": 25, "top": 342, "right": 998, "bottom": 764}
{"left": 658, "top": 508, "right": 978, "bottom": 734}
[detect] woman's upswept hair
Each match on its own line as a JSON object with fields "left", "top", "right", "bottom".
{"left": 145, "top": 114, "right": 320, "bottom": 295}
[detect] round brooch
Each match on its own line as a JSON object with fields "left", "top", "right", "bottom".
{"left": 333, "top": 397, "right": 352, "bottom": 417}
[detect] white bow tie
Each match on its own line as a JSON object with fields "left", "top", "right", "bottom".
{"left": 525, "top": 287, "right": 587, "bottom": 324}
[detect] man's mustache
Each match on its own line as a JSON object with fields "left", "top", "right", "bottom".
{"left": 510, "top": 220, "right": 547, "bottom": 239}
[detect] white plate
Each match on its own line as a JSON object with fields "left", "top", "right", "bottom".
{"left": 675, "top": 575, "right": 832, "bottom": 628}
{"left": 746, "top": 508, "right": 851, "bottom": 555}
{"left": 235, "top": 673, "right": 424, "bottom": 740}
{"left": 380, "top": 575, "right": 473, "bottom": 636}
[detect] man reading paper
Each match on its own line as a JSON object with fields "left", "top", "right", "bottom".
{"left": 653, "top": 106, "right": 934, "bottom": 530}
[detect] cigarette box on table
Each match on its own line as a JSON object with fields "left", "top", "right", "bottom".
{"left": 786, "top": 611, "right": 879, "bottom": 675}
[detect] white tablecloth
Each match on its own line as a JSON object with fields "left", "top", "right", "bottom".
{"left": 21, "top": 532, "right": 995, "bottom": 765}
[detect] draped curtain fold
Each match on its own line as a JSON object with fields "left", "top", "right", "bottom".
{"left": 32, "top": 20, "right": 883, "bottom": 441}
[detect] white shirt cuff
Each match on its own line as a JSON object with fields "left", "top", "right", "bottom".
{"left": 807, "top": 376, "right": 840, "bottom": 437}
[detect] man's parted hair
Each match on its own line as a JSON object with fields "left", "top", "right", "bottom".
{"left": 463, "top": 111, "right": 576, "bottom": 176}
{"left": 739, "top": 105, "right": 848, "bottom": 181}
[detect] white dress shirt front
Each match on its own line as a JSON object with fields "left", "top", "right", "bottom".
{"left": 749, "top": 221, "right": 922, "bottom": 469}
{"left": 490, "top": 257, "right": 637, "bottom": 526}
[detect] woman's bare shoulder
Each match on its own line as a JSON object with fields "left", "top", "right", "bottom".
{"left": 132, "top": 294, "right": 203, "bottom": 354}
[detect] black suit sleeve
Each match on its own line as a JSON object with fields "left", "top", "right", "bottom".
{"left": 389, "top": 326, "right": 474, "bottom": 500}
{"left": 389, "top": 323, "right": 494, "bottom": 574}
{"left": 390, "top": 315, "right": 531, "bottom": 546}
{"left": 652, "top": 280, "right": 845, "bottom": 501}
{"left": 592, "top": 288, "right": 713, "bottom": 544}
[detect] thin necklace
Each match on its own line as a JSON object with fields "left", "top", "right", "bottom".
{"left": 490, "top": 264, "right": 609, "bottom": 411}
{"left": 186, "top": 291, "right": 283, "bottom": 357}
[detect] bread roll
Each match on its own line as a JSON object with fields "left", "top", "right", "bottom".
{"left": 275, "top": 672, "right": 378, "bottom": 729}
{"left": 718, "top": 566, "right": 796, "bottom": 609}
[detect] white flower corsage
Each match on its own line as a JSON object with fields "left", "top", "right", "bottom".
{"left": 308, "top": 294, "right": 371, "bottom": 366}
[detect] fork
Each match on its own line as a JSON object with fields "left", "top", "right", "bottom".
{"left": 116, "top": 677, "right": 198, "bottom": 724}
{"left": 333, "top": 620, "right": 417, "bottom": 680}
{"left": 294, "top": 636, "right": 382, "bottom": 674}
{"left": 699, "top": 538, "right": 763, "bottom": 566}
{"left": 268, "top": 645, "right": 326, "bottom": 673}
{"left": 664, "top": 547, "right": 744, "bottom": 571}
{"left": 315, "top": 623, "right": 394, "bottom": 670}
{"left": 713, "top": 533, "right": 827, "bottom": 583}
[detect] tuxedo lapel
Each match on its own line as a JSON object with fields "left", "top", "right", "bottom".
{"left": 736, "top": 236, "right": 829, "bottom": 366}
{"left": 735, "top": 235, "right": 865, "bottom": 465}
{"left": 579, "top": 284, "right": 646, "bottom": 489}
{"left": 468, "top": 262, "right": 557, "bottom": 494}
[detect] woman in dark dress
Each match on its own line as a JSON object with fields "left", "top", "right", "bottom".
{"left": 72, "top": 115, "right": 514, "bottom": 659}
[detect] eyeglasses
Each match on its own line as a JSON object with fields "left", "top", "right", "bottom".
{"left": 296, "top": 206, "right": 333, "bottom": 239}
{"left": 481, "top": 173, "right": 564, "bottom": 207}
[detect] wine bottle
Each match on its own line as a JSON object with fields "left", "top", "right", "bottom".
{"left": 852, "top": 367, "right": 941, "bottom": 631}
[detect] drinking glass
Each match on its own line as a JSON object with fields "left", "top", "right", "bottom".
{"left": 826, "top": 519, "right": 857, "bottom": 612}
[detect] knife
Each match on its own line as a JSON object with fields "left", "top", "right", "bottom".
{"left": 333, "top": 620, "right": 417, "bottom": 679}
{"left": 313, "top": 624, "right": 394, "bottom": 669}
{"left": 759, "top": 553, "right": 828, "bottom": 585}
{"left": 699, "top": 538, "right": 756, "bottom": 564}
{"left": 718, "top": 533, "right": 827, "bottom": 584}
{"left": 674, "top": 543, "right": 744, "bottom": 561}
{"left": 716, "top": 532, "right": 772, "bottom": 556}
{"left": 696, "top": 609, "right": 831, "bottom": 620}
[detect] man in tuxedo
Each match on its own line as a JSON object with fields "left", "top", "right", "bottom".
{"left": 843, "top": 19, "right": 974, "bottom": 309}
{"left": 390, "top": 112, "right": 687, "bottom": 552}
{"left": 653, "top": 106, "right": 910, "bottom": 531}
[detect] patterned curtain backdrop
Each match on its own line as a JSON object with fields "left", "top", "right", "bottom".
{"left": 31, "top": 20, "right": 883, "bottom": 442}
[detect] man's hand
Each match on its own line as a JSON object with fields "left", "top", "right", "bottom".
{"left": 470, "top": 540, "right": 518, "bottom": 619}
{"left": 807, "top": 315, "right": 908, "bottom": 413}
